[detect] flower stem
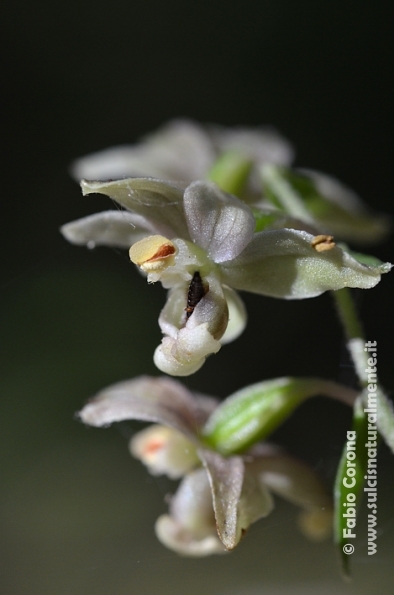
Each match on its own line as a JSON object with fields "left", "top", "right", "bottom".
{"left": 332, "top": 287, "right": 394, "bottom": 452}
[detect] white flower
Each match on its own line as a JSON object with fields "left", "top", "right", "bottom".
{"left": 71, "top": 119, "right": 294, "bottom": 189}
{"left": 62, "top": 178, "right": 391, "bottom": 376}
{"left": 79, "top": 376, "right": 333, "bottom": 556}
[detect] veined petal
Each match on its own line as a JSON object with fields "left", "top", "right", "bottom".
{"left": 184, "top": 181, "right": 255, "bottom": 263}
{"left": 198, "top": 449, "right": 272, "bottom": 550}
{"left": 60, "top": 210, "right": 163, "bottom": 248}
{"left": 220, "top": 229, "right": 392, "bottom": 299}
{"left": 81, "top": 178, "right": 190, "bottom": 240}
{"left": 198, "top": 449, "right": 244, "bottom": 550}
{"left": 78, "top": 376, "right": 211, "bottom": 439}
{"left": 221, "top": 286, "right": 247, "bottom": 344}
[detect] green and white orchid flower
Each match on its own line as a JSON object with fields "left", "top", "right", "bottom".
{"left": 79, "top": 376, "right": 343, "bottom": 556}
{"left": 62, "top": 178, "right": 391, "bottom": 376}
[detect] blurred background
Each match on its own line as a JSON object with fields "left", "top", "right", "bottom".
{"left": 1, "top": 1, "right": 393, "bottom": 593}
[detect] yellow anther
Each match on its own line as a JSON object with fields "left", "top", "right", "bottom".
{"left": 311, "top": 234, "right": 335, "bottom": 252}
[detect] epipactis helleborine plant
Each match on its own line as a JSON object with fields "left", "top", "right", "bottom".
{"left": 62, "top": 177, "right": 390, "bottom": 376}
{"left": 79, "top": 376, "right": 357, "bottom": 556}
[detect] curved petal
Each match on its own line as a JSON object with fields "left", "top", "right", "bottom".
{"left": 78, "top": 376, "right": 210, "bottom": 439}
{"left": 198, "top": 449, "right": 244, "bottom": 550}
{"left": 155, "top": 515, "right": 225, "bottom": 556}
{"left": 220, "top": 229, "right": 392, "bottom": 299}
{"left": 184, "top": 181, "right": 255, "bottom": 263}
{"left": 221, "top": 286, "right": 247, "bottom": 344}
{"left": 198, "top": 449, "right": 273, "bottom": 550}
{"left": 60, "top": 210, "right": 169, "bottom": 248}
{"left": 72, "top": 119, "right": 215, "bottom": 182}
{"left": 155, "top": 468, "right": 226, "bottom": 556}
{"left": 154, "top": 326, "right": 222, "bottom": 377}
{"left": 81, "top": 178, "right": 190, "bottom": 239}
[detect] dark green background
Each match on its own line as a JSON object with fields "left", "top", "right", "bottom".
{"left": 2, "top": 1, "right": 393, "bottom": 593}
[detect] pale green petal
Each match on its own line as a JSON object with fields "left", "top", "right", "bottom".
{"left": 220, "top": 229, "right": 391, "bottom": 299}
{"left": 81, "top": 178, "right": 190, "bottom": 239}
{"left": 72, "top": 119, "right": 215, "bottom": 182}
{"left": 60, "top": 210, "right": 165, "bottom": 248}
{"left": 184, "top": 181, "right": 255, "bottom": 263}
{"left": 300, "top": 168, "right": 390, "bottom": 243}
{"left": 262, "top": 165, "right": 390, "bottom": 243}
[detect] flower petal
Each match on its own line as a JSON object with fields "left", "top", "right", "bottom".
{"left": 155, "top": 468, "right": 226, "bottom": 556}
{"left": 155, "top": 515, "right": 225, "bottom": 556}
{"left": 154, "top": 326, "right": 222, "bottom": 377}
{"left": 299, "top": 168, "right": 391, "bottom": 243}
{"left": 221, "top": 286, "right": 247, "bottom": 344}
{"left": 198, "top": 449, "right": 244, "bottom": 550}
{"left": 184, "top": 181, "right": 255, "bottom": 263}
{"left": 250, "top": 451, "right": 332, "bottom": 510}
{"left": 78, "top": 376, "right": 211, "bottom": 439}
{"left": 154, "top": 274, "right": 229, "bottom": 376}
{"left": 81, "top": 178, "right": 190, "bottom": 239}
{"left": 72, "top": 119, "right": 215, "bottom": 182}
{"left": 220, "top": 228, "right": 391, "bottom": 299}
{"left": 209, "top": 125, "right": 294, "bottom": 168}
{"left": 60, "top": 210, "right": 167, "bottom": 248}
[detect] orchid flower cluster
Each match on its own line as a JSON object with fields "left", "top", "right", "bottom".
{"left": 63, "top": 119, "right": 393, "bottom": 570}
